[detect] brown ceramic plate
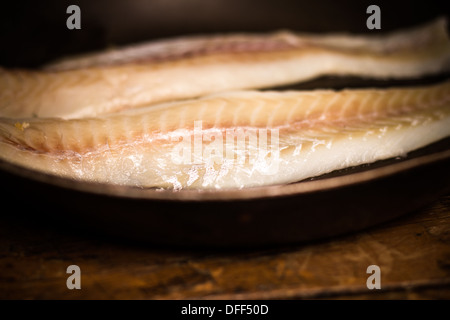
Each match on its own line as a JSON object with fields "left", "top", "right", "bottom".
{"left": 1, "top": 1, "right": 449, "bottom": 247}
{"left": 1, "top": 137, "right": 449, "bottom": 247}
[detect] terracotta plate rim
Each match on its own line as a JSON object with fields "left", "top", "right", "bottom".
{"left": 1, "top": 148, "right": 449, "bottom": 202}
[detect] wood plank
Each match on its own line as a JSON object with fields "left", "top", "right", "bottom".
{"left": 1, "top": 194, "right": 449, "bottom": 299}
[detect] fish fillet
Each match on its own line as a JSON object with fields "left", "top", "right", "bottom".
{"left": 0, "top": 81, "right": 449, "bottom": 189}
{"left": 1, "top": 19, "right": 450, "bottom": 119}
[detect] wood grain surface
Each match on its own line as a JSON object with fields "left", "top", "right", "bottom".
{"left": 1, "top": 193, "right": 449, "bottom": 300}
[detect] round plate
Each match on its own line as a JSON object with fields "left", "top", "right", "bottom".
{"left": 1, "top": 138, "right": 449, "bottom": 247}
{"left": 1, "top": 2, "right": 449, "bottom": 247}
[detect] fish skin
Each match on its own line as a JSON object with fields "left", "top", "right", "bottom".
{"left": 0, "top": 81, "right": 449, "bottom": 189}
{"left": 1, "top": 19, "right": 450, "bottom": 119}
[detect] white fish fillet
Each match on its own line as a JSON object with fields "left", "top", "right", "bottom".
{"left": 1, "top": 19, "right": 450, "bottom": 119}
{"left": 0, "top": 81, "right": 449, "bottom": 189}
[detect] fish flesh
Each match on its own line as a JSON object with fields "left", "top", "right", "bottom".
{"left": 0, "top": 81, "right": 449, "bottom": 189}
{"left": 1, "top": 18, "right": 450, "bottom": 119}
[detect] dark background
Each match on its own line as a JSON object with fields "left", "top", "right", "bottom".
{"left": 0, "top": 0, "right": 449, "bottom": 68}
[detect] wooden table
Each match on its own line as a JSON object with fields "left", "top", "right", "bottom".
{"left": 1, "top": 193, "right": 450, "bottom": 300}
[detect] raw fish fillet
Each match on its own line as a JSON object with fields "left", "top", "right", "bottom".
{"left": 0, "top": 81, "right": 449, "bottom": 189}
{"left": 1, "top": 19, "right": 449, "bottom": 119}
